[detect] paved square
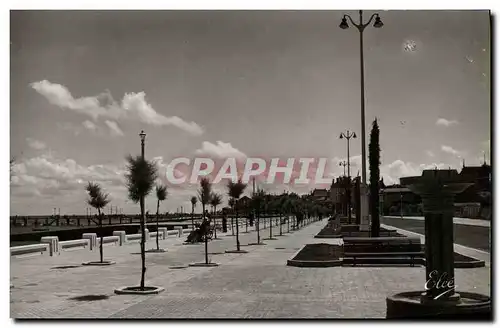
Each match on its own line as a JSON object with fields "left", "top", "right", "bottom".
{"left": 10, "top": 219, "right": 490, "bottom": 318}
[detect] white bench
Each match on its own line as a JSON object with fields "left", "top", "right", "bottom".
{"left": 167, "top": 230, "right": 180, "bottom": 237}
{"left": 126, "top": 233, "right": 142, "bottom": 242}
{"left": 10, "top": 244, "right": 48, "bottom": 258}
{"left": 98, "top": 236, "right": 119, "bottom": 246}
{"left": 60, "top": 239, "right": 89, "bottom": 251}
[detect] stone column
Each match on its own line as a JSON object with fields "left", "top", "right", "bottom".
{"left": 407, "top": 170, "right": 467, "bottom": 303}
{"left": 113, "top": 231, "right": 127, "bottom": 246}
{"left": 41, "top": 236, "right": 59, "bottom": 256}
{"left": 82, "top": 233, "right": 98, "bottom": 251}
{"left": 359, "top": 183, "right": 370, "bottom": 231}
{"left": 157, "top": 227, "right": 168, "bottom": 240}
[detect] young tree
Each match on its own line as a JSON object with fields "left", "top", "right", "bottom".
{"left": 155, "top": 185, "right": 168, "bottom": 251}
{"left": 278, "top": 195, "right": 289, "bottom": 236}
{"left": 85, "top": 182, "right": 110, "bottom": 263}
{"left": 209, "top": 192, "right": 222, "bottom": 239}
{"left": 190, "top": 196, "right": 197, "bottom": 231}
{"left": 369, "top": 118, "right": 381, "bottom": 237}
{"left": 125, "top": 155, "right": 158, "bottom": 291}
{"left": 198, "top": 177, "right": 212, "bottom": 264}
{"left": 251, "top": 189, "right": 266, "bottom": 244}
{"left": 227, "top": 179, "right": 247, "bottom": 251}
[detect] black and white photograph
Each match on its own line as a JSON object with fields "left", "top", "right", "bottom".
{"left": 8, "top": 4, "right": 493, "bottom": 320}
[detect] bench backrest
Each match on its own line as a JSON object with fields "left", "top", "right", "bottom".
{"left": 343, "top": 237, "right": 422, "bottom": 253}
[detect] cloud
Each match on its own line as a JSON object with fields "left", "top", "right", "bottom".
{"left": 436, "top": 118, "right": 459, "bottom": 127}
{"left": 10, "top": 153, "right": 127, "bottom": 199}
{"left": 380, "top": 159, "right": 454, "bottom": 185}
{"left": 195, "top": 141, "right": 247, "bottom": 159}
{"left": 105, "top": 120, "right": 124, "bottom": 137}
{"left": 426, "top": 150, "right": 435, "bottom": 157}
{"left": 82, "top": 120, "right": 97, "bottom": 131}
{"left": 441, "top": 145, "right": 464, "bottom": 157}
{"left": 26, "top": 138, "right": 46, "bottom": 150}
{"left": 31, "top": 80, "right": 204, "bottom": 136}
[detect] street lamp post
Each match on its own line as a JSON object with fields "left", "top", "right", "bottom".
{"left": 340, "top": 130, "right": 356, "bottom": 223}
{"left": 339, "top": 10, "right": 383, "bottom": 230}
{"left": 339, "top": 10, "right": 383, "bottom": 185}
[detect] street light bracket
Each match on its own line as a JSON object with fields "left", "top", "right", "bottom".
{"left": 342, "top": 13, "right": 381, "bottom": 32}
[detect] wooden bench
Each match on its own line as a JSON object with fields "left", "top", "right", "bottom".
{"left": 343, "top": 237, "right": 424, "bottom": 266}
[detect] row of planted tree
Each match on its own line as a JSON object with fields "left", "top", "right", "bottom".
{"left": 84, "top": 154, "right": 329, "bottom": 293}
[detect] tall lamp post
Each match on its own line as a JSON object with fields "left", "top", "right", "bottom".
{"left": 339, "top": 10, "right": 383, "bottom": 185}
{"left": 339, "top": 10, "right": 383, "bottom": 230}
{"left": 340, "top": 130, "right": 356, "bottom": 223}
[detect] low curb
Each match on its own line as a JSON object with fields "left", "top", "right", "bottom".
{"left": 225, "top": 250, "right": 249, "bottom": 254}
{"left": 314, "top": 235, "right": 343, "bottom": 239}
{"left": 287, "top": 259, "right": 343, "bottom": 267}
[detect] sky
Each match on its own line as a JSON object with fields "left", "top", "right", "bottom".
{"left": 10, "top": 10, "right": 491, "bottom": 216}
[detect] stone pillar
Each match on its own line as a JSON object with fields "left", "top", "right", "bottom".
{"left": 82, "top": 233, "right": 98, "bottom": 251}
{"left": 359, "top": 184, "right": 370, "bottom": 231}
{"left": 113, "top": 231, "right": 127, "bottom": 246}
{"left": 158, "top": 227, "right": 168, "bottom": 240}
{"left": 41, "top": 236, "right": 59, "bottom": 256}
{"left": 176, "top": 226, "right": 183, "bottom": 237}
{"left": 144, "top": 228, "right": 150, "bottom": 242}
{"left": 410, "top": 171, "right": 464, "bottom": 302}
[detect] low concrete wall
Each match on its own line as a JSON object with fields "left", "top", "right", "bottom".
{"left": 10, "top": 227, "right": 183, "bottom": 258}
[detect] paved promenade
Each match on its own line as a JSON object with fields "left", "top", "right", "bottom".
{"left": 10, "top": 220, "right": 490, "bottom": 319}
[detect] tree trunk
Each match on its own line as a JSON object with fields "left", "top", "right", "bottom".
{"left": 140, "top": 196, "right": 146, "bottom": 290}
{"left": 257, "top": 213, "right": 260, "bottom": 244}
{"left": 213, "top": 206, "right": 218, "bottom": 239}
{"left": 269, "top": 214, "right": 273, "bottom": 238}
{"left": 287, "top": 214, "right": 290, "bottom": 233}
{"left": 279, "top": 212, "right": 283, "bottom": 236}
{"left": 156, "top": 199, "right": 160, "bottom": 250}
{"left": 203, "top": 203, "right": 208, "bottom": 264}
{"left": 235, "top": 206, "right": 240, "bottom": 251}
{"left": 98, "top": 208, "right": 103, "bottom": 263}
{"left": 191, "top": 205, "right": 195, "bottom": 231}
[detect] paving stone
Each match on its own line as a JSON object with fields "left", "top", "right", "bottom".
{"left": 10, "top": 219, "right": 490, "bottom": 318}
